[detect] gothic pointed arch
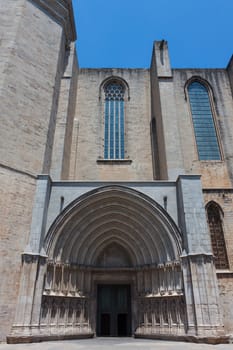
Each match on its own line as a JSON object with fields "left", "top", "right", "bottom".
{"left": 184, "top": 76, "right": 215, "bottom": 101}
{"left": 99, "top": 76, "right": 130, "bottom": 101}
{"left": 44, "top": 186, "right": 182, "bottom": 266}
{"left": 95, "top": 241, "right": 133, "bottom": 267}
{"left": 206, "top": 201, "right": 229, "bottom": 269}
{"left": 185, "top": 77, "right": 221, "bottom": 160}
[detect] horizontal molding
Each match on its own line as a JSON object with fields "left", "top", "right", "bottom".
{"left": 97, "top": 159, "right": 132, "bottom": 165}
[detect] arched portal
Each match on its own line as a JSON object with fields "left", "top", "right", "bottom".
{"left": 41, "top": 186, "right": 185, "bottom": 337}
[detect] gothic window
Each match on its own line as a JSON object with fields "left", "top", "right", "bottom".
{"left": 104, "top": 81, "right": 125, "bottom": 159}
{"left": 188, "top": 81, "right": 221, "bottom": 160}
{"left": 206, "top": 202, "right": 229, "bottom": 269}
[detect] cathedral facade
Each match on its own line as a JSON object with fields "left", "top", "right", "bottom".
{"left": 1, "top": 0, "right": 233, "bottom": 344}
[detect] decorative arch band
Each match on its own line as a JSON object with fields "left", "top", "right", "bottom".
{"left": 44, "top": 186, "right": 182, "bottom": 267}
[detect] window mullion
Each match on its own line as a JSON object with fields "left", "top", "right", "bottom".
{"left": 118, "top": 100, "right": 121, "bottom": 159}
{"left": 108, "top": 99, "right": 111, "bottom": 159}
{"left": 120, "top": 100, "right": 124, "bottom": 159}
{"left": 188, "top": 82, "right": 220, "bottom": 160}
{"left": 104, "top": 82, "right": 125, "bottom": 160}
{"left": 113, "top": 99, "right": 116, "bottom": 159}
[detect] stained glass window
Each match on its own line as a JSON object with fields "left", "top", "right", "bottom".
{"left": 207, "top": 202, "right": 229, "bottom": 269}
{"left": 104, "top": 82, "right": 125, "bottom": 159}
{"left": 188, "top": 82, "right": 221, "bottom": 160}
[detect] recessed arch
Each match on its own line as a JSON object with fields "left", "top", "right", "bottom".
{"left": 44, "top": 186, "right": 182, "bottom": 267}
{"left": 206, "top": 201, "right": 229, "bottom": 269}
{"left": 94, "top": 241, "right": 133, "bottom": 267}
{"left": 206, "top": 200, "right": 224, "bottom": 217}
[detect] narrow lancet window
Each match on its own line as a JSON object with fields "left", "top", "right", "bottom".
{"left": 104, "top": 82, "right": 125, "bottom": 159}
{"left": 188, "top": 81, "right": 221, "bottom": 160}
{"left": 207, "top": 202, "right": 229, "bottom": 269}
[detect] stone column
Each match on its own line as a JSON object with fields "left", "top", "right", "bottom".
{"left": 177, "top": 175, "right": 224, "bottom": 337}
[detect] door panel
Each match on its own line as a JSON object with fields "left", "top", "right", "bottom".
{"left": 117, "top": 314, "right": 128, "bottom": 336}
{"left": 97, "top": 284, "right": 131, "bottom": 336}
{"left": 100, "top": 313, "right": 110, "bottom": 335}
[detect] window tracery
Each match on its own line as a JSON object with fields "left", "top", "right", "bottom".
{"left": 104, "top": 81, "right": 125, "bottom": 159}
{"left": 188, "top": 81, "right": 221, "bottom": 160}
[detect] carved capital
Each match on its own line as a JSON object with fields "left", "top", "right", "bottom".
{"left": 181, "top": 252, "right": 214, "bottom": 264}
{"left": 22, "top": 253, "right": 47, "bottom": 265}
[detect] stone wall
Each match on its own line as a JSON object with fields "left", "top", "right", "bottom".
{"left": 203, "top": 190, "right": 233, "bottom": 333}
{"left": 1, "top": 1, "right": 233, "bottom": 341}
{"left": 0, "top": 168, "right": 36, "bottom": 341}
{"left": 0, "top": 0, "right": 76, "bottom": 341}
{"left": 172, "top": 69, "right": 233, "bottom": 188}
{"left": 69, "top": 69, "right": 153, "bottom": 181}
{"left": 0, "top": 0, "right": 66, "bottom": 174}
{"left": 218, "top": 275, "right": 233, "bottom": 333}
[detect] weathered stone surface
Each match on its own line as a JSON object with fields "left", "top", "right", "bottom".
{"left": 0, "top": 0, "right": 76, "bottom": 342}
{"left": 69, "top": 68, "right": 153, "bottom": 181}
{"left": 1, "top": 0, "right": 233, "bottom": 344}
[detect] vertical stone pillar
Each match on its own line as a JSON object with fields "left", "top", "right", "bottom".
{"left": 50, "top": 42, "right": 78, "bottom": 180}
{"left": 25, "top": 174, "right": 52, "bottom": 254}
{"left": 31, "top": 256, "right": 48, "bottom": 327}
{"left": 150, "top": 41, "right": 185, "bottom": 180}
{"left": 153, "top": 40, "right": 172, "bottom": 78}
{"left": 8, "top": 176, "right": 52, "bottom": 341}
{"left": 177, "top": 175, "right": 224, "bottom": 337}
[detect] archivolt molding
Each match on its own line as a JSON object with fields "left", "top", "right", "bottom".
{"left": 44, "top": 186, "right": 182, "bottom": 266}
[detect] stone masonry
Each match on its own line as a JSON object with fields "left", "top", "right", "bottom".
{"left": 0, "top": 0, "right": 233, "bottom": 344}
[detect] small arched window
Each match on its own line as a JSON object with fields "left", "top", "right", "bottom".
{"left": 206, "top": 202, "right": 229, "bottom": 269}
{"left": 104, "top": 81, "right": 125, "bottom": 159}
{"left": 188, "top": 81, "right": 221, "bottom": 160}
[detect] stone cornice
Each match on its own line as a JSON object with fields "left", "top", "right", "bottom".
{"left": 29, "top": 0, "right": 76, "bottom": 43}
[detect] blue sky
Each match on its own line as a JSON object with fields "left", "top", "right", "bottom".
{"left": 72, "top": 0, "right": 233, "bottom": 69}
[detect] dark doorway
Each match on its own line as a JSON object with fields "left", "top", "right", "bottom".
{"left": 100, "top": 314, "right": 110, "bottom": 335}
{"left": 117, "top": 314, "right": 128, "bottom": 336}
{"left": 97, "top": 284, "right": 131, "bottom": 336}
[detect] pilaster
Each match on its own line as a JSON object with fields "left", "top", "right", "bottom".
{"left": 150, "top": 41, "right": 185, "bottom": 180}
{"left": 177, "top": 175, "right": 224, "bottom": 336}
{"left": 50, "top": 42, "right": 79, "bottom": 180}
{"left": 25, "top": 175, "right": 52, "bottom": 254}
